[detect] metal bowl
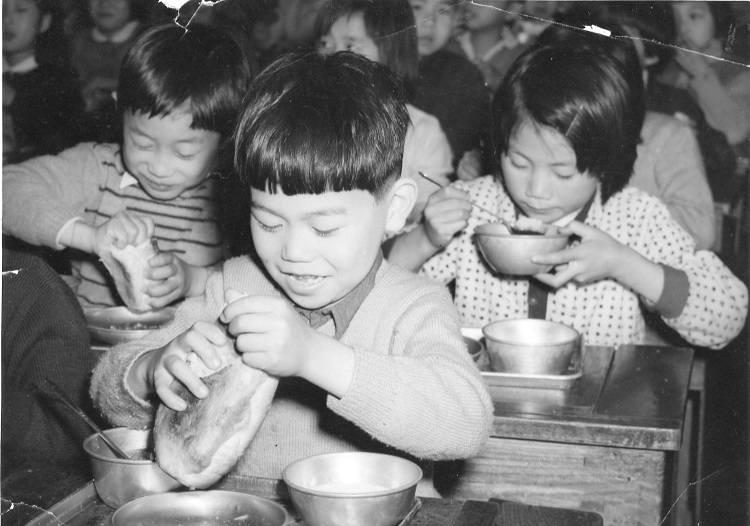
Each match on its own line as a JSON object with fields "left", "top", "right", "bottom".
{"left": 111, "top": 490, "right": 291, "bottom": 526}
{"left": 282, "top": 452, "right": 422, "bottom": 526}
{"left": 474, "top": 222, "right": 569, "bottom": 276}
{"left": 85, "top": 306, "right": 175, "bottom": 345}
{"left": 83, "top": 427, "right": 182, "bottom": 508}
{"left": 482, "top": 319, "right": 581, "bottom": 375}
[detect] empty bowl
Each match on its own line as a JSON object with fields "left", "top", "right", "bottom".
{"left": 83, "top": 427, "right": 182, "bottom": 508}
{"left": 282, "top": 452, "right": 422, "bottom": 526}
{"left": 482, "top": 319, "right": 581, "bottom": 375}
{"left": 474, "top": 222, "right": 569, "bottom": 275}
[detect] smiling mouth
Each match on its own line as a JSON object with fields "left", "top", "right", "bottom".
{"left": 284, "top": 273, "right": 324, "bottom": 286}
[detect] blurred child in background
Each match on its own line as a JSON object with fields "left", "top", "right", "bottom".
{"left": 659, "top": 1, "right": 750, "bottom": 171}
{"left": 70, "top": 0, "right": 150, "bottom": 142}
{"left": 317, "top": 0, "right": 453, "bottom": 224}
{"left": 3, "top": 24, "right": 252, "bottom": 310}
{"left": 409, "top": 0, "right": 490, "bottom": 164}
{"left": 3, "top": 0, "right": 84, "bottom": 163}
{"left": 387, "top": 44, "right": 747, "bottom": 350}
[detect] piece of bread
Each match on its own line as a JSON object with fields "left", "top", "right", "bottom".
{"left": 153, "top": 337, "right": 278, "bottom": 489}
{"left": 99, "top": 239, "right": 157, "bottom": 312}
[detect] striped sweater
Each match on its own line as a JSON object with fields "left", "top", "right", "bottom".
{"left": 2, "top": 142, "right": 224, "bottom": 308}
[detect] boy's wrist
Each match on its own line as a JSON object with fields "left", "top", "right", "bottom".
{"left": 58, "top": 219, "right": 97, "bottom": 254}
{"left": 185, "top": 265, "right": 209, "bottom": 297}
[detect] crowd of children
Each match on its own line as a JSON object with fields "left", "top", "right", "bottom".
{"left": 1, "top": 0, "right": 748, "bottom": 500}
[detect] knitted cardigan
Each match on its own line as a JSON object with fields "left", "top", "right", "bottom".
{"left": 421, "top": 176, "right": 748, "bottom": 350}
{"left": 90, "top": 256, "right": 494, "bottom": 487}
{"left": 2, "top": 142, "right": 224, "bottom": 308}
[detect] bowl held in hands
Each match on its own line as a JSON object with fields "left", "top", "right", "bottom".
{"left": 474, "top": 222, "right": 569, "bottom": 276}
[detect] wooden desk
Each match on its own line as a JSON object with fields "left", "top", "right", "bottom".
{"left": 438, "top": 345, "right": 694, "bottom": 526}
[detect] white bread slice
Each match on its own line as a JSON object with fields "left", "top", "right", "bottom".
{"left": 100, "top": 239, "right": 157, "bottom": 312}
{"left": 153, "top": 337, "right": 279, "bottom": 489}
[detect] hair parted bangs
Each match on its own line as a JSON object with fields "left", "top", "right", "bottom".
{"left": 315, "top": 0, "right": 419, "bottom": 82}
{"left": 493, "top": 45, "right": 641, "bottom": 202}
{"left": 234, "top": 51, "right": 409, "bottom": 200}
{"left": 117, "top": 24, "right": 251, "bottom": 138}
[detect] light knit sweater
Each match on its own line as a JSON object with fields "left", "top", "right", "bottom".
{"left": 631, "top": 112, "right": 715, "bottom": 251}
{"left": 90, "top": 256, "right": 494, "bottom": 486}
{"left": 2, "top": 142, "right": 224, "bottom": 308}
{"left": 421, "top": 176, "right": 748, "bottom": 350}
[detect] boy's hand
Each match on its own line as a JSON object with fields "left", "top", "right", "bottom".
{"left": 145, "top": 254, "right": 206, "bottom": 308}
{"left": 422, "top": 186, "right": 473, "bottom": 250}
{"left": 456, "top": 149, "right": 483, "bottom": 181}
{"left": 220, "top": 289, "right": 313, "bottom": 377}
{"left": 141, "top": 321, "right": 226, "bottom": 411}
{"left": 531, "top": 221, "right": 628, "bottom": 288}
{"left": 93, "top": 211, "right": 154, "bottom": 254}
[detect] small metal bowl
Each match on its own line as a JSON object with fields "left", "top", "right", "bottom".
{"left": 83, "top": 428, "right": 182, "bottom": 508}
{"left": 474, "top": 222, "right": 569, "bottom": 276}
{"left": 483, "top": 319, "right": 581, "bottom": 375}
{"left": 282, "top": 452, "right": 422, "bottom": 526}
{"left": 110, "top": 490, "right": 291, "bottom": 526}
{"left": 85, "top": 306, "right": 175, "bottom": 345}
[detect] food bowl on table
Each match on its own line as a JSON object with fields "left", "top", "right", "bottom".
{"left": 110, "top": 490, "right": 291, "bottom": 526}
{"left": 482, "top": 319, "right": 581, "bottom": 376}
{"left": 85, "top": 306, "right": 175, "bottom": 345}
{"left": 474, "top": 222, "right": 569, "bottom": 276}
{"left": 83, "top": 427, "right": 182, "bottom": 508}
{"left": 282, "top": 452, "right": 422, "bottom": 526}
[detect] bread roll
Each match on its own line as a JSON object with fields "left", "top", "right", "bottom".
{"left": 99, "top": 239, "right": 157, "bottom": 312}
{"left": 153, "top": 337, "right": 278, "bottom": 489}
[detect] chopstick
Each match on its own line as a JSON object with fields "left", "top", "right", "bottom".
{"left": 43, "top": 377, "right": 131, "bottom": 460}
{"left": 397, "top": 498, "right": 422, "bottom": 526}
{"left": 418, "top": 172, "right": 505, "bottom": 222}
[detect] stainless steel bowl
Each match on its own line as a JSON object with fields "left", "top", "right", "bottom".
{"left": 482, "top": 319, "right": 581, "bottom": 375}
{"left": 85, "top": 306, "right": 175, "bottom": 345}
{"left": 110, "top": 490, "right": 291, "bottom": 526}
{"left": 474, "top": 222, "right": 569, "bottom": 275}
{"left": 282, "top": 452, "right": 422, "bottom": 526}
{"left": 83, "top": 427, "right": 182, "bottom": 508}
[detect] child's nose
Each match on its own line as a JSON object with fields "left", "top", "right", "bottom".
{"left": 148, "top": 151, "right": 172, "bottom": 178}
{"left": 525, "top": 171, "right": 551, "bottom": 200}
{"left": 281, "top": 227, "right": 313, "bottom": 262}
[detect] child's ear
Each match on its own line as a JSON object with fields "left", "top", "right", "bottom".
{"left": 385, "top": 177, "right": 418, "bottom": 234}
{"left": 39, "top": 14, "right": 52, "bottom": 34}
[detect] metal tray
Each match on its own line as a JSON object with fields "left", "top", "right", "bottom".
{"left": 85, "top": 306, "right": 175, "bottom": 345}
{"left": 461, "top": 327, "right": 582, "bottom": 390}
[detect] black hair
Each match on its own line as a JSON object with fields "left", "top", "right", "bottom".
{"left": 492, "top": 45, "right": 642, "bottom": 203}
{"left": 315, "top": 0, "right": 419, "bottom": 83}
{"left": 117, "top": 23, "right": 251, "bottom": 140}
{"left": 224, "top": 50, "right": 409, "bottom": 255}
{"left": 234, "top": 50, "right": 409, "bottom": 198}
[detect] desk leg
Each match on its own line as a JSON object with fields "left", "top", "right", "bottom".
{"left": 437, "top": 438, "right": 666, "bottom": 526}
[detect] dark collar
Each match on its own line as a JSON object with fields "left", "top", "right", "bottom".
{"left": 294, "top": 251, "right": 383, "bottom": 339}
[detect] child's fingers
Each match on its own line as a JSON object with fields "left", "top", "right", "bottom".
{"left": 220, "top": 291, "right": 276, "bottom": 323}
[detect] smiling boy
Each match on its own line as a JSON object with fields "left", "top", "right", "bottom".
{"left": 90, "top": 51, "right": 493, "bottom": 497}
{"left": 3, "top": 24, "right": 251, "bottom": 309}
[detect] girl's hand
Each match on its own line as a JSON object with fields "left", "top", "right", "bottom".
{"left": 145, "top": 253, "right": 202, "bottom": 308}
{"left": 530, "top": 221, "right": 629, "bottom": 288}
{"left": 143, "top": 321, "right": 226, "bottom": 410}
{"left": 422, "top": 186, "right": 473, "bottom": 250}
{"left": 220, "top": 289, "right": 313, "bottom": 377}
{"left": 93, "top": 211, "right": 154, "bottom": 254}
{"left": 456, "top": 149, "right": 483, "bottom": 181}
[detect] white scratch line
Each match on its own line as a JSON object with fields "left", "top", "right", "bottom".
{"left": 2, "top": 269, "right": 23, "bottom": 276}
{"left": 584, "top": 25, "right": 611, "bottom": 37}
